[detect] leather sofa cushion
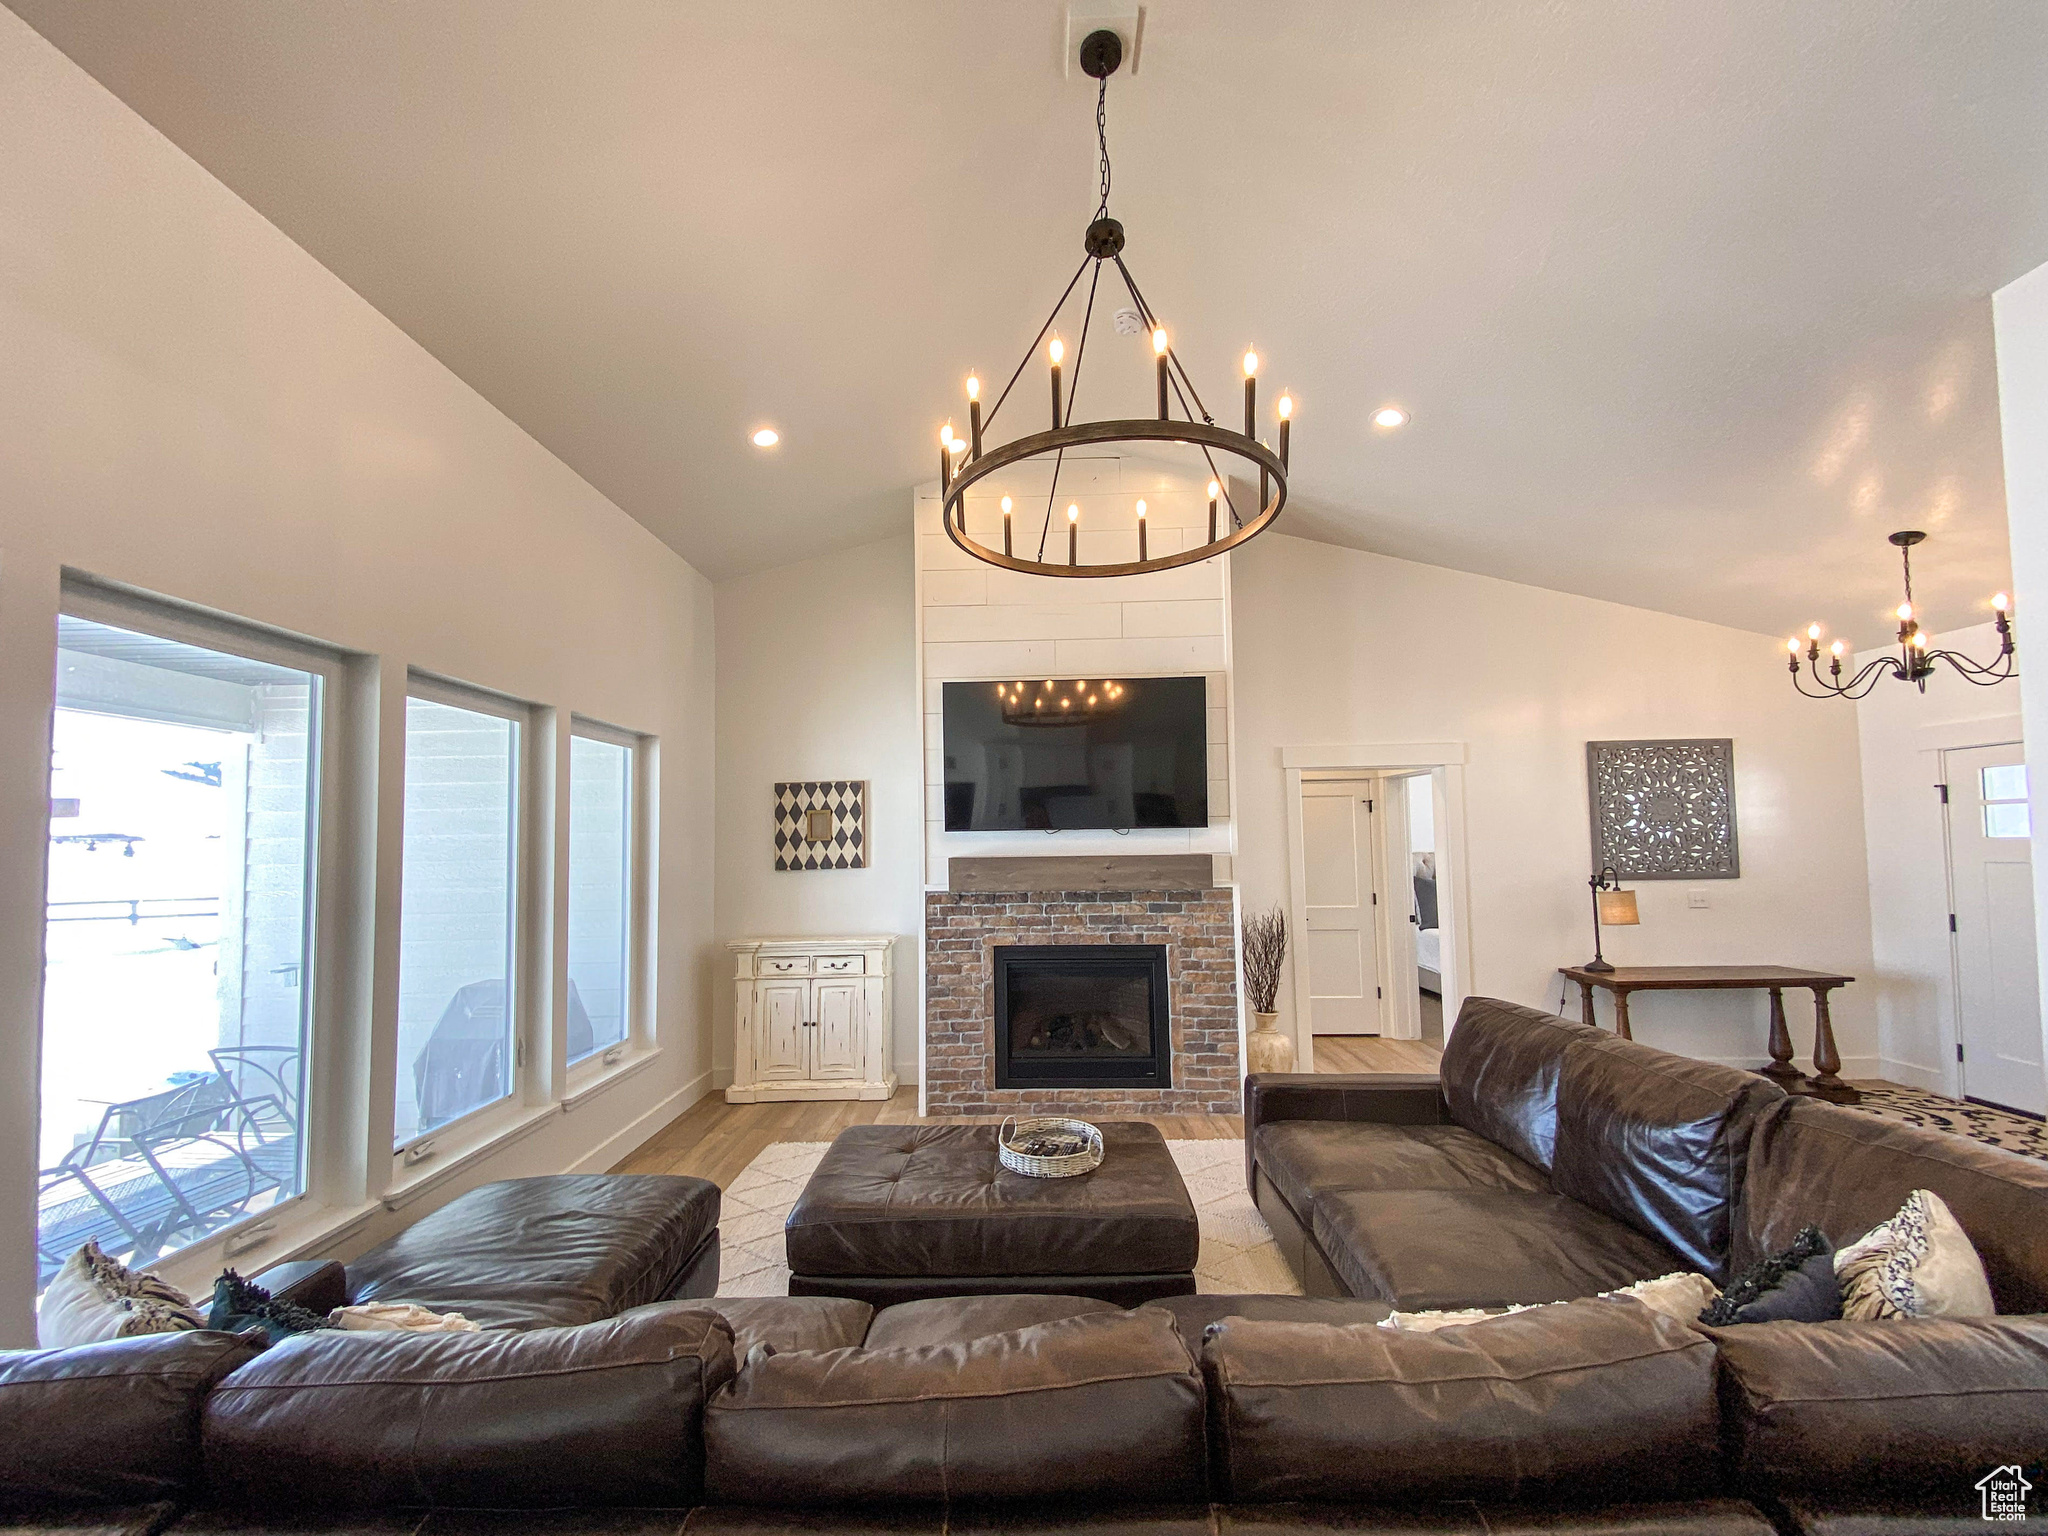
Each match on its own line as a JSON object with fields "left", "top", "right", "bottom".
{"left": 344, "top": 1174, "right": 720, "bottom": 1330}
{"left": 1774, "top": 1495, "right": 2010, "bottom": 1534}
{"left": 862, "top": 1294, "right": 1116, "bottom": 1351}
{"left": 1551, "top": 1034, "right": 1782, "bottom": 1280}
{"left": 1221, "top": 1503, "right": 1776, "bottom": 1535}
{"left": 1735, "top": 1095, "right": 2048, "bottom": 1313}
{"left": 1710, "top": 1316, "right": 2048, "bottom": 1497}
{"left": 702, "top": 1308, "right": 1206, "bottom": 1507}
{"left": 1201, "top": 1298, "right": 1719, "bottom": 1505}
{"left": 1253, "top": 1120, "right": 1549, "bottom": 1220}
{"left": 784, "top": 1124, "right": 1197, "bottom": 1279}
{"left": 1143, "top": 1294, "right": 1395, "bottom": 1334}
{"left": 203, "top": 1303, "right": 734, "bottom": 1508}
{"left": 1312, "top": 1188, "right": 1686, "bottom": 1309}
{"left": 1440, "top": 996, "right": 1604, "bottom": 1172}
{"left": 0, "top": 1331, "right": 259, "bottom": 1512}
{"left": 702, "top": 1298, "right": 873, "bottom": 1357}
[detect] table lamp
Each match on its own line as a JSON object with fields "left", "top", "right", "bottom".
{"left": 1584, "top": 866, "right": 1638, "bottom": 973}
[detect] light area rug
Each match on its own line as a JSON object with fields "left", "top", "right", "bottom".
{"left": 716, "top": 1138, "right": 1302, "bottom": 1299}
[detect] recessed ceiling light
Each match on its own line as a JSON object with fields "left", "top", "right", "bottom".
{"left": 751, "top": 427, "right": 780, "bottom": 448}
{"left": 1372, "top": 406, "right": 1409, "bottom": 430}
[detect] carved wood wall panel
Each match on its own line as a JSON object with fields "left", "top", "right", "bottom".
{"left": 1586, "top": 739, "right": 1739, "bottom": 880}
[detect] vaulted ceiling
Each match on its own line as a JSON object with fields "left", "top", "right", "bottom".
{"left": 13, "top": 1, "right": 2048, "bottom": 639}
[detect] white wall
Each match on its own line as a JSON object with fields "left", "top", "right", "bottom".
{"left": 1231, "top": 534, "right": 1878, "bottom": 1070}
{"left": 1994, "top": 260, "right": 2048, "bottom": 1035}
{"left": 1853, "top": 622, "right": 2023, "bottom": 1093}
{"left": 713, "top": 536, "right": 924, "bottom": 1080}
{"left": 0, "top": 12, "right": 715, "bottom": 1342}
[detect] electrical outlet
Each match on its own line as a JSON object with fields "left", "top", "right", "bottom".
{"left": 1687, "top": 890, "right": 1710, "bottom": 909}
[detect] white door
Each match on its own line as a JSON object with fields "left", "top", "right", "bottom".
{"left": 809, "top": 979, "right": 864, "bottom": 1081}
{"left": 755, "top": 980, "right": 810, "bottom": 1082}
{"left": 1300, "top": 781, "right": 1384, "bottom": 1035}
{"left": 1947, "top": 743, "right": 2046, "bottom": 1116}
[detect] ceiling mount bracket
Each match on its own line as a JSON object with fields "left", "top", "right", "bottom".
{"left": 1078, "top": 28, "right": 1123, "bottom": 79}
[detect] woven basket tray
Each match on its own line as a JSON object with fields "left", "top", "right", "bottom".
{"left": 997, "top": 1116, "right": 1105, "bottom": 1178}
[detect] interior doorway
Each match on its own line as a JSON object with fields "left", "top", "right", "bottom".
{"left": 1945, "top": 741, "right": 2046, "bottom": 1116}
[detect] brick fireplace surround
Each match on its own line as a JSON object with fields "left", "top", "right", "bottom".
{"left": 923, "top": 886, "right": 1242, "bottom": 1115}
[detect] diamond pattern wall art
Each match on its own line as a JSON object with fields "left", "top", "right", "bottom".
{"left": 1586, "top": 739, "right": 1740, "bottom": 880}
{"left": 774, "top": 781, "right": 867, "bottom": 871}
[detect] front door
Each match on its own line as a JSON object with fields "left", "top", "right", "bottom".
{"left": 1946, "top": 742, "right": 2046, "bottom": 1115}
{"left": 1300, "top": 780, "right": 1383, "bottom": 1034}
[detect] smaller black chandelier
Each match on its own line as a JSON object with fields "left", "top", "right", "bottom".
{"left": 935, "top": 29, "right": 1290, "bottom": 579}
{"left": 1788, "top": 530, "right": 2016, "bottom": 700}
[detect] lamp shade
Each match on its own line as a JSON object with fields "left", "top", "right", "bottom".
{"left": 1596, "top": 888, "right": 1640, "bottom": 927}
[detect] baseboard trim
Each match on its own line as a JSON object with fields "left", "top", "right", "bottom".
{"left": 568, "top": 1069, "right": 713, "bottom": 1175}
{"left": 1879, "top": 1057, "right": 1951, "bottom": 1093}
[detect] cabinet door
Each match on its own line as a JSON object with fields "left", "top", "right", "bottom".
{"left": 809, "top": 979, "right": 864, "bottom": 1081}
{"left": 756, "top": 980, "right": 810, "bottom": 1081}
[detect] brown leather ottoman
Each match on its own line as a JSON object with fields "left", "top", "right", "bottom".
{"left": 784, "top": 1122, "right": 1200, "bottom": 1305}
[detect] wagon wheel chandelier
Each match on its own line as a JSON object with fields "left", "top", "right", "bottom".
{"left": 1787, "top": 530, "right": 2016, "bottom": 699}
{"left": 934, "top": 29, "right": 1290, "bottom": 579}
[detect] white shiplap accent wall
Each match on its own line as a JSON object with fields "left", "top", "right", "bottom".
{"left": 914, "top": 452, "right": 1239, "bottom": 889}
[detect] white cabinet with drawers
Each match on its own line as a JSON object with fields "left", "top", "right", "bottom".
{"left": 726, "top": 937, "right": 896, "bottom": 1103}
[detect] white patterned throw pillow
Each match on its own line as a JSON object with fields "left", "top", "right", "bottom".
{"left": 1835, "top": 1189, "right": 1995, "bottom": 1320}
{"left": 37, "top": 1241, "right": 206, "bottom": 1348}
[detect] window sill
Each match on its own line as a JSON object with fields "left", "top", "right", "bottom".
{"left": 382, "top": 1102, "right": 561, "bottom": 1212}
{"left": 150, "top": 1195, "right": 383, "bottom": 1302}
{"left": 562, "top": 1046, "right": 662, "bottom": 1111}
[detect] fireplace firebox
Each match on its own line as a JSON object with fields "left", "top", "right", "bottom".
{"left": 993, "top": 944, "right": 1171, "bottom": 1090}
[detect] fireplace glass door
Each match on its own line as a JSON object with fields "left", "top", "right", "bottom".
{"left": 993, "top": 944, "right": 1171, "bottom": 1089}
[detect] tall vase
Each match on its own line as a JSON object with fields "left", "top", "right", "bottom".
{"left": 1246, "top": 1010, "right": 1297, "bottom": 1075}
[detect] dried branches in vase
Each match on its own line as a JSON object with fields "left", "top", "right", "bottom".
{"left": 1241, "top": 905, "right": 1295, "bottom": 1074}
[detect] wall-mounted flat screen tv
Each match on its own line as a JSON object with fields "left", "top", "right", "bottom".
{"left": 942, "top": 676, "right": 1209, "bottom": 831}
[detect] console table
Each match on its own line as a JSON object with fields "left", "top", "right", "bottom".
{"left": 1556, "top": 964, "right": 1859, "bottom": 1105}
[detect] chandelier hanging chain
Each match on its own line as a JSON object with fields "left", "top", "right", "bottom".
{"left": 1787, "top": 529, "right": 2015, "bottom": 699}
{"left": 1037, "top": 261, "right": 1103, "bottom": 561}
{"left": 1095, "top": 74, "right": 1113, "bottom": 220}
{"left": 933, "top": 27, "right": 1291, "bottom": 579}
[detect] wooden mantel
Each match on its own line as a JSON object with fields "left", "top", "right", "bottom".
{"left": 948, "top": 855, "right": 1218, "bottom": 893}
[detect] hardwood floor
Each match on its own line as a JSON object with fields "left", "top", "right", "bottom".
{"left": 612, "top": 1088, "right": 1244, "bottom": 1186}
{"left": 1312, "top": 1035, "right": 1445, "bottom": 1074}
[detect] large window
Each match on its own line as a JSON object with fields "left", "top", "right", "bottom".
{"left": 39, "top": 612, "right": 319, "bottom": 1290}
{"left": 567, "top": 728, "right": 634, "bottom": 1065}
{"left": 392, "top": 688, "right": 521, "bottom": 1149}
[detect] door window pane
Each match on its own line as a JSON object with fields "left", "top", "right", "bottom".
{"left": 1986, "top": 801, "right": 2032, "bottom": 840}
{"left": 394, "top": 697, "right": 518, "bottom": 1146}
{"left": 40, "top": 616, "right": 316, "bottom": 1291}
{"left": 1982, "top": 764, "right": 2028, "bottom": 802}
{"left": 567, "top": 734, "right": 632, "bottom": 1064}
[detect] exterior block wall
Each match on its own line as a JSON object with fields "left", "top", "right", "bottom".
{"left": 923, "top": 886, "right": 1241, "bottom": 1115}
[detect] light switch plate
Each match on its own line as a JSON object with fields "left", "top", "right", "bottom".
{"left": 1065, "top": 3, "right": 1144, "bottom": 79}
{"left": 1687, "top": 889, "right": 1710, "bottom": 909}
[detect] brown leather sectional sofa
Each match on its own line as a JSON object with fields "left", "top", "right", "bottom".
{"left": 4, "top": 997, "right": 2045, "bottom": 1534}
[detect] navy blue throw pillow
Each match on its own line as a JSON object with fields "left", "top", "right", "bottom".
{"left": 1699, "top": 1225, "right": 1842, "bottom": 1325}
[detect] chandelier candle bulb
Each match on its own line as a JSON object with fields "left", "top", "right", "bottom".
{"left": 967, "top": 375, "right": 982, "bottom": 457}
{"left": 1154, "top": 327, "right": 1170, "bottom": 419}
{"left": 1243, "top": 348, "right": 1259, "bottom": 435}
{"left": 1001, "top": 494, "right": 1013, "bottom": 556}
{"left": 1136, "top": 498, "right": 1148, "bottom": 561}
{"left": 1208, "top": 479, "right": 1220, "bottom": 542}
{"left": 1049, "top": 336, "right": 1064, "bottom": 429}
{"left": 1277, "top": 393, "right": 1294, "bottom": 469}
{"left": 1067, "top": 503, "right": 1079, "bottom": 565}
